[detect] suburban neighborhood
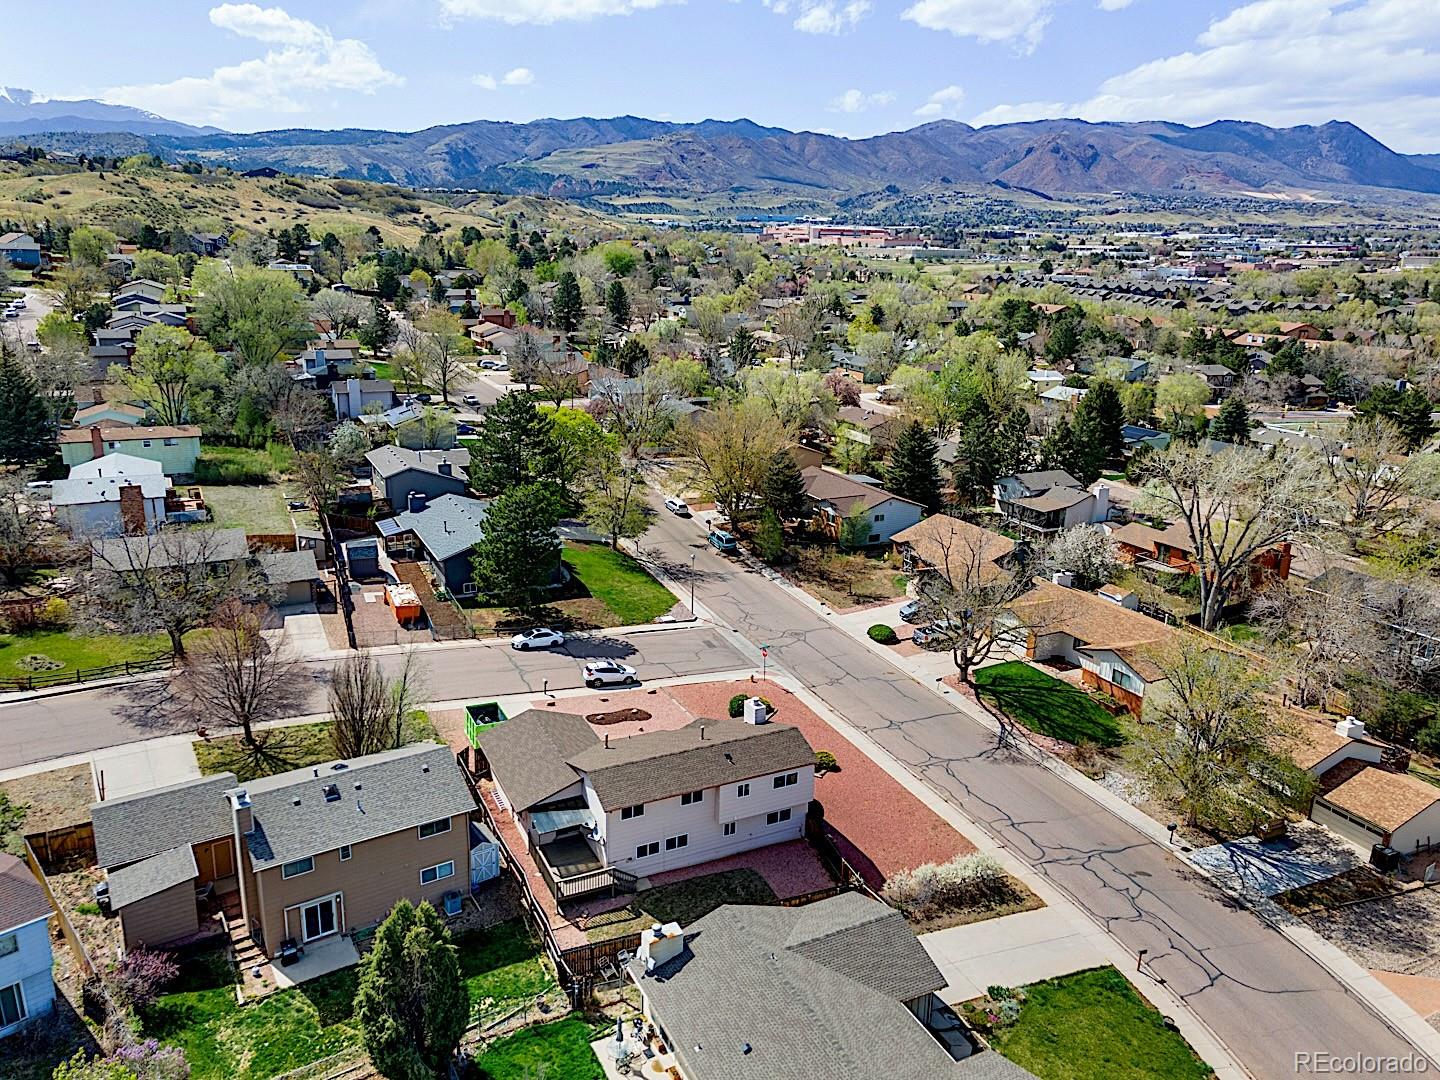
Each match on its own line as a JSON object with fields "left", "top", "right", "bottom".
{"left": 6, "top": 7, "right": 1440, "bottom": 1078}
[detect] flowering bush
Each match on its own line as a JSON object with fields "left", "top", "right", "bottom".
{"left": 881, "top": 853, "right": 1008, "bottom": 917}
{"left": 108, "top": 949, "right": 179, "bottom": 1009}
{"left": 52, "top": 1041, "right": 189, "bottom": 1080}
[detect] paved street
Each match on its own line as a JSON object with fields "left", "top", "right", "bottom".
{"left": 0, "top": 625, "right": 747, "bottom": 770}
{"left": 637, "top": 496, "right": 1420, "bottom": 1079}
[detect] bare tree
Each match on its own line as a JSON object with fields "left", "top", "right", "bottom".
{"left": 0, "top": 472, "right": 54, "bottom": 586}
{"left": 1322, "top": 416, "right": 1440, "bottom": 541}
{"left": 510, "top": 329, "right": 545, "bottom": 391}
{"left": 292, "top": 450, "right": 344, "bottom": 513}
{"left": 416, "top": 311, "right": 471, "bottom": 404}
{"left": 774, "top": 298, "right": 823, "bottom": 368}
{"left": 1137, "top": 443, "right": 1329, "bottom": 631}
{"left": 89, "top": 528, "right": 273, "bottom": 657}
{"left": 591, "top": 373, "right": 676, "bottom": 457}
{"left": 173, "top": 600, "right": 304, "bottom": 747}
{"left": 1252, "top": 579, "right": 1368, "bottom": 708}
{"left": 328, "top": 649, "right": 428, "bottom": 758}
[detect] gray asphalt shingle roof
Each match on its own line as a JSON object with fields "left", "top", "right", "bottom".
{"left": 91, "top": 528, "right": 249, "bottom": 572}
{"left": 258, "top": 549, "right": 321, "bottom": 585}
{"left": 629, "top": 894, "right": 1038, "bottom": 1080}
{"left": 238, "top": 742, "right": 474, "bottom": 870}
{"left": 477, "top": 710, "right": 599, "bottom": 812}
{"left": 106, "top": 845, "right": 198, "bottom": 908}
{"left": 0, "top": 853, "right": 52, "bottom": 932}
{"left": 383, "top": 493, "right": 491, "bottom": 562}
{"left": 91, "top": 773, "right": 239, "bottom": 869}
{"left": 365, "top": 445, "right": 470, "bottom": 481}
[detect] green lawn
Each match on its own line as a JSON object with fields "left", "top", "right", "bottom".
{"left": 140, "top": 948, "right": 362, "bottom": 1080}
{"left": 1410, "top": 759, "right": 1440, "bottom": 789}
{"left": 204, "top": 483, "right": 296, "bottom": 533}
{"left": 585, "top": 869, "right": 777, "bottom": 942}
{"left": 0, "top": 628, "right": 171, "bottom": 680}
{"left": 562, "top": 542, "right": 675, "bottom": 625}
{"left": 456, "top": 919, "right": 557, "bottom": 1022}
{"left": 982, "top": 967, "right": 1212, "bottom": 1080}
{"left": 974, "top": 661, "right": 1127, "bottom": 748}
{"left": 471, "top": 1018, "right": 605, "bottom": 1080}
{"left": 194, "top": 443, "right": 294, "bottom": 485}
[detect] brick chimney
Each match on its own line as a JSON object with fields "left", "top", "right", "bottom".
{"left": 118, "top": 484, "right": 146, "bottom": 535}
{"left": 89, "top": 426, "right": 104, "bottom": 460}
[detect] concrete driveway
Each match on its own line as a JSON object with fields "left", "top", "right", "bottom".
{"left": 91, "top": 741, "right": 199, "bottom": 800}
{"left": 922, "top": 905, "right": 1109, "bottom": 1004}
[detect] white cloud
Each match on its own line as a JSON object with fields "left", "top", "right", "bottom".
{"left": 901, "top": 0, "right": 1054, "bottom": 51}
{"left": 1096, "top": 0, "right": 1135, "bottom": 9}
{"left": 914, "top": 84, "right": 966, "bottom": 118}
{"left": 502, "top": 67, "right": 535, "bottom": 86}
{"left": 829, "top": 88, "right": 895, "bottom": 113}
{"left": 972, "top": 0, "right": 1440, "bottom": 152}
{"left": 440, "top": 0, "right": 676, "bottom": 23}
{"left": 472, "top": 73, "right": 498, "bottom": 90}
{"left": 792, "top": 0, "right": 870, "bottom": 33}
{"left": 105, "top": 4, "right": 401, "bottom": 127}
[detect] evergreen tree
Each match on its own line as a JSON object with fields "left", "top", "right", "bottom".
{"left": 1073, "top": 380, "right": 1124, "bottom": 462}
{"left": 471, "top": 483, "right": 563, "bottom": 611}
{"left": 1209, "top": 394, "right": 1251, "bottom": 444}
{"left": 884, "top": 420, "right": 942, "bottom": 512}
{"left": 1044, "top": 318, "right": 1080, "bottom": 364}
{"left": 358, "top": 298, "right": 396, "bottom": 358}
{"left": 0, "top": 348, "right": 54, "bottom": 465}
{"left": 355, "top": 900, "right": 467, "bottom": 1080}
{"left": 605, "top": 279, "right": 630, "bottom": 328}
{"left": 553, "top": 271, "right": 583, "bottom": 334}
{"left": 729, "top": 326, "right": 757, "bottom": 369}
{"left": 754, "top": 507, "right": 785, "bottom": 563}
{"left": 468, "top": 391, "right": 559, "bottom": 494}
{"left": 1038, "top": 418, "right": 1102, "bottom": 485}
{"left": 1356, "top": 384, "right": 1436, "bottom": 451}
{"left": 617, "top": 337, "right": 650, "bottom": 377}
{"left": 763, "top": 450, "right": 808, "bottom": 520}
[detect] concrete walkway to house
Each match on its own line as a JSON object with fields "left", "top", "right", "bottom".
{"left": 921, "top": 905, "right": 1110, "bottom": 1005}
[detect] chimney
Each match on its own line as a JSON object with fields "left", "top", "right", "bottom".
{"left": 1335, "top": 715, "right": 1367, "bottom": 740}
{"left": 90, "top": 426, "right": 104, "bottom": 459}
{"left": 118, "top": 484, "right": 147, "bottom": 535}
{"left": 1092, "top": 484, "right": 1110, "bottom": 522}
{"left": 93, "top": 387, "right": 104, "bottom": 406}
{"left": 743, "top": 697, "right": 768, "bottom": 725}
{"left": 229, "top": 789, "right": 253, "bottom": 834}
{"left": 637, "top": 921, "right": 685, "bottom": 974}
{"left": 438, "top": 460, "right": 452, "bottom": 476}
{"left": 1051, "top": 571, "right": 1074, "bottom": 588}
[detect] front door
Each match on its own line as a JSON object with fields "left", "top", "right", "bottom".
{"left": 301, "top": 896, "right": 338, "bottom": 942}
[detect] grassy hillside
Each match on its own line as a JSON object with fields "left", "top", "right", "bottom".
{"left": 0, "top": 162, "right": 615, "bottom": 243}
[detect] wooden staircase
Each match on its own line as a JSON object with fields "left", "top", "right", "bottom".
{"left": 220, "top": 892, "right": 264, "bottom": 971}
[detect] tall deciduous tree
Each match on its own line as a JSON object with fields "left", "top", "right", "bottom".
{"left": 1324, "top": 416, "right": 1440, "bottom": 538}
{"left": 885, "top": 420, "right": 942, "bottom": 512}
{"left": 355, "top": 900, "right": 468, "bottom": 1080}
{"left": 471, "top": 483, "right": 563, "bottom": 611}
{"left": 677, "top": 398, "right": 789, "bottom": 527}
{"left": 415, "top": 309, "right": 470, "bottom": 403}
{"left": 580, "top": 447, "right": 654, "bottom": 548}
{"left": 115, "top": 325, "right": 222, "bottom": 425}
{"left": 468, "top": 391, "right": 559, "bottom": 495}
{"left": 192, "top": 262, "right": 309, "bottom": 367}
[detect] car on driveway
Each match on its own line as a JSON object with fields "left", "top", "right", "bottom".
{"left": 480, "top": 358, "right": 507, "bottom": 370}
{"left": 664, "top": 497, "right": 691, "bottom": 516}
{"left": 462, "top": 393, "right": 480, "bottom": 406}
{"left": 511, "top": 627, "right": 566, "bottom": 650}
{"left": 911, "top": 621, "right": 960, "bottom": 649}
{"left": 584, "top": 660, "right": 638, "bottom": 688}
{"left": 898, "top": 598, "right": 923, "bottom": 623}
{"left": 707, "top": 529, "right": 738, "bottom": 554}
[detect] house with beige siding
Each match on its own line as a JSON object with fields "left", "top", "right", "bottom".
{"left": 90, "top": 743, "right": 476, "bottom": 963}
{"left": 477, "top": 705, "right": 815, "bottom": 902}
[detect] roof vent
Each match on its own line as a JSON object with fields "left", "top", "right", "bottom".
{"left": 353, "top": 782, "right": 363, "bottom": 791}
{"left": 323, "top": 784, "right": 341, "bottom": 802}
{"left": 291, "top": 796, "right": 301, "bottom": 807}
{"left": 331, "top": 762, "right": 349, "bottom": 771}
{"left": 422, "top": 764, "right": 430, "bottom": 774}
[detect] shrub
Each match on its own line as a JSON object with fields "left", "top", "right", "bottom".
{"left": 107, "top": 948, "right": 179, "bottom": 1010}
{"left": 881, "top": 853, "right": 1009, "bottom": 917}
{"left": 815, "top": 750, "right": 838, "bottom": 773}
{"left": 16, "top": 653, "right": 63, "bottom": 672}
{"left": 1417, "top": 720, "right": 1440, "bottom": 757}
{"left": 41, "top": 597, "right": 71, "bottom": 629}
{"left": 728, "top": 693, "right": 773, "bottom": 718}
{"left": 194, "top": 455, "right": 271, "bottom": 485}
{"left": 867, "top": 623, "right": 898, "bottom": 645}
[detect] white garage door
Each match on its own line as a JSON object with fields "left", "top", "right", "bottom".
{"left": 1313, "top": 800, "right": 1384, "bottom": 850}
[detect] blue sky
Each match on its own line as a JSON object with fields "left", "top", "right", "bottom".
{"left": 7, "top": 0, "right": 1440, "bottom": 152}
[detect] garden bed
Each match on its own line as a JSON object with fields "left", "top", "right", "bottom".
{"left": 1274, "top": 865, "right": 1404, "bottom": 916}
{"left": 782, "top": 546, "right": 907, "bottom": 610}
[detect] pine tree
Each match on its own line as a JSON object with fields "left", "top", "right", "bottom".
{"left": 553, "top": 271, "right": 583, "bottom": 334}
{"left": 1074, "top": 380, "right": 1125, "bottom": 462}
{"left": 617, "top": 337, "right": 650, "bottom": 377}
{"left": 884, "top": 420, "right": 942, "bottom": 512}
{"left": 468, "top": 391, "right": 559, "bottom": 494}
{"left": 471, "top": 483, "right": 563, "bottom": 611}
{"left": 729, "top": 326, "right": 757, "bottom": 369}
{"left": 355, "top": 900, "right": 468, "bottom": 1080}
{"left": 763, "top": 450, "right": 808, "bottom": 520}
{"left": 358, "top": 298, "right": 396, "bottom": 359}
{"left": 605, "top": 279, "right": 630, "bottom": 329}
{"left": 754, "top": 507, "right": 785, "bottom": 563}
{"left": 1209, "top": 394, "right": 1251, "bottom": 444}
{"left": 1038, "top": 418, "right": 1101, "bottom": 484}
{"left": 0, "top": 348, "right": 54, "bottom": 465}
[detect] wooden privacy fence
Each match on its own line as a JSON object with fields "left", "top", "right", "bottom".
{"left": 24, "top": 838, "right": 95, "bottom": 979}
{"left": 26, "top": 821, "right": 97, "bottom": 871}
{"left": 0, "top": 654, "right": 173, "bottom": 693}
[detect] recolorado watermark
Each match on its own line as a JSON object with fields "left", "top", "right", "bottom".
{"left": 1295, "top": 1052, "right": 1431, "bottom": 1074}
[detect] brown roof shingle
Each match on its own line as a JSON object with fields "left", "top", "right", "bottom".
{"left": 1321, "top": 767, "right": 1440, "bottom": 832}
{"left": 892, "top": 516, "right": 1014, "bottom": 585}
{"left": 0, "top": 852, "right": 52, "bottom": 931}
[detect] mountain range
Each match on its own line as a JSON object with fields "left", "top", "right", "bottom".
{"left": 6, "top": 88, "right": 1440, "bottom": 203}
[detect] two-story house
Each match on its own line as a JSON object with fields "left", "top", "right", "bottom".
{"left": 800, "top": 466, "right": 924, "bottom": 546}
{"left": 330, "top": 378, "right": 396, "bottom": 421}
{"left": 994, "top": 471, "right": 1110, "bottom": 536}
{"left": 90, "top": 743, "right": 475, "bottom": 962}
{"left": 365, "top": 445, "right": 471, "bottom": 507}
{"left": 60, "top": 425, "right": 203, "bottom": 476}
{"left": 0, "top": 854, "right": 55, "bottom": 1040}
{"left": 478, "top": 706, "right": 816, "bottom": 901}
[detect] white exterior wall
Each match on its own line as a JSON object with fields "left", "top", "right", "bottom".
{"left": 1060, "top": 497, "right": 1100, "bottom": 530}
{"left": 0, "top": 917, "right": 55, "bottom": 1038}
{"left": 1078, "top": 648, "right": 1148, "bottom": 697}
{"left": 1029, "top": 631, "right": 1081, "bottom": 665}
{"left": 53, "top": 495, "right": 166, "bottom": 537}
{"left": 864, "top": 499, "right": 924, "bottom": 546}
{"left": 1308, "top": 742, "right": 1385, "bottom": 778}
{"left": 591, "top": 765, "right": 815, "bottom": 876}
{"left": 1392, "top": 805, "right": 1440, "bottom": 853}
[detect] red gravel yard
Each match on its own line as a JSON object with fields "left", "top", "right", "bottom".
{"left": 665, "top": 680, "right": 976, "bottom": 889}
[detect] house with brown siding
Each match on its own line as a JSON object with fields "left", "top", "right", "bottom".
{"left": 91, "top": 743, "right": 475, "bottom": 961}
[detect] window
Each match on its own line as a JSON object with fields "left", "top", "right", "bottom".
{"left": 1112, "top": 669, "right": 1141, "bottom": 693}
{"left": 868, "top": 533, "right": 881, "bottom": 544}
{"left": 281, "top": 856, "right": 314, "bottom": 879}
{"left": 723, "top": 822, "right": 736, "bottom": 837}
{"left": 460, "top": 582, "right": 478, "bottom": 597}
{"left": 339, "top": 845, "right": 352, "bottom": 862}
{"left": 873, "top": 513, "right": 885, "bottom": 522}
{"left": 680, "top": 790, "right": 703, "bottom": 806}
{"left": 736, "top": 783, "right": 750, "bottom": 798}
{"left": 163, "top": 438, "right": 177, "bottom": 447}
{"left": 418, "top": 817, "right": 451, "bottom": 838}
{"left": 0, "top": 934, "right": 15, "bottom": 958}
{"left": 664, "top": 834, "right": 689, "bottom": 851}
{"left": 635, "top": 841, "right": 659, "bottom": 859}
{"left": 620, "top": 804, "right": 645, "bottom": 820}
{"left": 767, "top": 809, "right": 793, "bottom": 826}
{"left": 142, "top": 440, "right": 152, "bottom": 448}
{"left": 0, "top": 981, "right": 25, "bottom": 1027}
{"left": 773, "top": 772, "right": 798, "bottom": 790}
{"left": 420, "top": 861, "right": 455, "bottom": 885}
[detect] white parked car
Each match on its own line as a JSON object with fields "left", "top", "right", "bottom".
{"left": 583, "top": 660, "right": 638, "bottom": 688}
{"left": 663, "top": 497, "right": 691, "bottom": 517}
{"left": 511, "top": 627, "right": 565, "bottom": 651}
{"left": 480, "top": 358, "right": 507, "bottom": 370}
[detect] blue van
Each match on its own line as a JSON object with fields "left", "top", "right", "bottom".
{"left": 708, "top": 529, "right": 739, "bottom": 554}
